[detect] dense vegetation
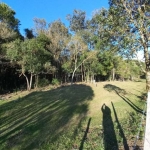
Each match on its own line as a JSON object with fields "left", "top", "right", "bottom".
{"left": 0, "top": 1, "right": 147, "bottom": 94}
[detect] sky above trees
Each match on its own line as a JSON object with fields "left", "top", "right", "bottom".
{"left": 1, "top": 0, "right": 109, "bottom": 35}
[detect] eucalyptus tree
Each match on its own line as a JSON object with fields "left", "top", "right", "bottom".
{"left": 67, "top": 9, "right": 87, "bottom": 33}
{"left": 46, "top": 20, "right": 70, "bottom": 79}
{"left": 33, "top": 18, "right": 47, "bottom": 35}
{"left": 64, "top": 34, "right": 97, "bottom": 84}
{"left": 109, "top": 0, "right": 150, "bottom": 148}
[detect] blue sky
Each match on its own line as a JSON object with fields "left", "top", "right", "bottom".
{"left": 2, "top": 0, "right": 109, "bottom": 35}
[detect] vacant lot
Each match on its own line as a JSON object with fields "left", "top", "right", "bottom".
{"left": 0, "top": 80, "right": 146, "bottom": 150}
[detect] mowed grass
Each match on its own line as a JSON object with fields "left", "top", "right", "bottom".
{"left": 0, "top": 80, "right": 146, "bottom": 150}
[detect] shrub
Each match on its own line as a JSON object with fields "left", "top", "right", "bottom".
{"left": 51, "top": 78, "right": 60, "bottom": 86}
{"left": 38, "top": 78, "right": 50, "bottom": 87}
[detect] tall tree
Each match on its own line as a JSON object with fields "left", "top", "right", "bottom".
{"left": 64, "top": 34, "right": 96, "bottom": 84}
{"left": 0, "top": 3, "right": 20, "bottom": 31}
{"left": 33, "top": 18, "right": 47, "bottom": 35}
{"left": 46, "top": 20, "right": 70, "bottom": 78}
{"left": 0, "top": 2, "right": 21, "bottom": 58}
{"left": 67, "top": 9, "right": 86, "bottom": 32}
{"left": 108, "top": 0, "right": 150, "bottom": 149}
{"left": 0, "top": 22, "right": 16, "bottom": 58}
{"left": 7, "top": 35, "right": 50, "bottom": 91}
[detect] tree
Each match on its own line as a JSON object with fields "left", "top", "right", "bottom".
{"left": 64, "top": 34, "right": 96, "bottom": 84}
{"left": 7, "top": 35, "right": 50, "bottom": 91}
{"left": 0, "top": 22, "right": 16, "bottom": 58}
{"left": 33, "top": 18, "right": 47, "bottom": 35}
{"left": 0, "top": 3, "right": 21, "bottom": 58}
{"left": 24, "top": 28, "right": 34, "bottom": 39}
{"left": 108, "top": 0, "right": 150, "bottom": 149}
{"left": 0, "top": 3, "right": 20, "bottom": 31}
{"left": 67, "top": 9, "right": 87, "bottom": 32}
{"left": 45, "top": 20, "right": 70, "bottom": 78}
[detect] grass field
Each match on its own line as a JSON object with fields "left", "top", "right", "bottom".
{"left": 0, "top": 80, "right": 146, "bottom": 150}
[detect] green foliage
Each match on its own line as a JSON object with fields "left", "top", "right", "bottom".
{"left": 97, "top": 51, "right": 114, "bottom": 76}
{"left": 24, "top": 28, "right": 34, "bottom": 39}
{"left": 38, "top": 78, "right": 50, "bottom": 87}
{"left": 62, "top": 61, "right": 72, "bottom": 73}
{"left": 7, "top": 37, "right": 49, "bottom": 74}
{"left": 67, "top": 9, "right": 86, "bottom": 32}
{"left": 51, "top": 78, "right": 60, "bottom": 86}
{"left": 0, "top": 3, "right": 20, "bottom": 30}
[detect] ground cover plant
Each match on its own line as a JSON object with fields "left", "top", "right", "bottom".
{"left": 0, "top": 80, "right": 146, "bottom": 150}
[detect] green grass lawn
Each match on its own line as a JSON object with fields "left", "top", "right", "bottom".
{"left": 0, "top": 80, "right": 146, "bottom": 150}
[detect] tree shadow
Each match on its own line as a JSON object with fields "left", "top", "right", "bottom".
{"left": 111, "top": 102, "right": 129, "bottom": 150}
{"left": 103, "top": 84, "right": 127, "bottom": 94}
{"left": 101, "top": 104, "right": 118, "bottom": 150}
{"left": 0, "top": 84, "right": 94, "bottom": 150}
{"left": 103, "top": 84, "right": 144, "bottom": 115}
{"left": 79, "top": 118, "right": 91, "bottom": 150}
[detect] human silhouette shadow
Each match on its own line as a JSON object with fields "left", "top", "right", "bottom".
{"left": 111, "top": 102, "right": 129, "bottom": 150}
{"left": 101, "top": 104, "right": 118, "bottom": 150}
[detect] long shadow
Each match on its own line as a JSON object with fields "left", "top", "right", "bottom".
{"left": 116, "top": 91, "right": 145, "bottom": 115}
{"left": 111, "top": 102, "right": 129, "bottom": 150}
{"left": 0, "top": 84, "right": 94, "bottom": 150}
{"left": 104, "top": 84, "right": 144, "bottom": 115}
{"left": 101, "top": 104, "right": 118, "bottom": 150}
{"left": 79, "top": 118, "right": 91, "bottom": 150}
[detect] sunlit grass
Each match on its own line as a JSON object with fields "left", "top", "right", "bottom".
{"left": 0, "top": 80, "right": 146, "bottom": 150}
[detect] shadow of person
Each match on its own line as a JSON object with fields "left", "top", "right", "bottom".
{"left": 101, "top": 103, "right": 118, "bottom": 150}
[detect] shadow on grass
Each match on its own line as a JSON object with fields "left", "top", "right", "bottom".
{"left": 103, "top": 84, "right": 144, "bottom": 115}
{"left": 79, "top": 118, "right": 91, "bottom": 150}
{"left": 111, "top": 102, "right": 129, "bottom": 150}
{"left": 0, "top": 84, "right": 94, "bottom": 150}
{"left": 101, "top": 104, "right": 118, "bottom": 150}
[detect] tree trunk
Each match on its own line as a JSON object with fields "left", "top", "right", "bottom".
{"left": 86, "top": 69, "right": 89, "bottom": 83}
{"left": 23, "top": 73, "right": 30, "bottom": 91}
{"left": 144, "top": 71, "right": 150, "bottom": 150}
{"left": 71, "top": 69, "right": 76, "bottom": 85}
{"left": 112, "top": 68, "right": 115, "bottom": 81}
{"left": 35, "top": 74, "right": 39, "bottom": 89}
{"left": 65, "top": 74, "right": 66, "bottom": 83}
{"left": 143, "top": 43, "right": 150, "bottom": 149}
{"left": 29, "top": 73, "right": 33, "bottom": 91}
{"left": 90, "top": 75, "right": 93, "bottom": 83}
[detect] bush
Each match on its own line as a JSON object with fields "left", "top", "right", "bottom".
{"left": 51, "top": 78, "right": 60, "bottom": 86}
{"left": 38, "top": 78, "right": 50, "bottom": 87}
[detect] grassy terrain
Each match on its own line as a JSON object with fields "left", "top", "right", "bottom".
{"left": 0, "top": 80, "right": 146, "bottom": 150}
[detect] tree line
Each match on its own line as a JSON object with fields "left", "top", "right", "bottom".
{"left": 0, "top": 1, "right": 148, "bottom": 93}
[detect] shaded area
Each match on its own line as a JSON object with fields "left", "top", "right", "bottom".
{"left": 101, "top": 104, "right": 118, "bottom": 150}
{"left": 0, "top": 84, "right": 94, "bottom": 150}
{"left": 79, "top": 118, "right": 91, "bottom": 150}
{"left": 103, "top": 84, "right": 127, "bottom": 94}
{"left": 111, "top": 102, "right": 129, "bottom": 150}
{"left": 104, "top": 84, "right": 144, "bottom": 115}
